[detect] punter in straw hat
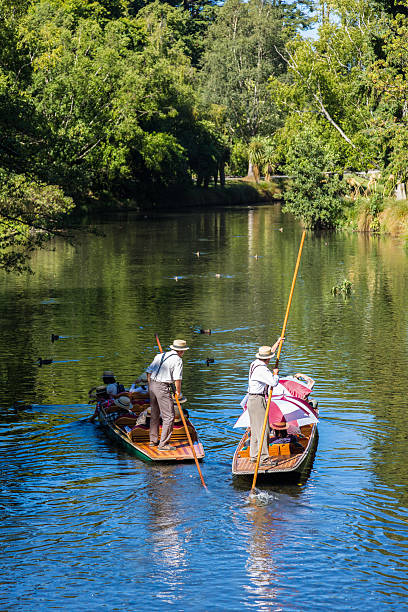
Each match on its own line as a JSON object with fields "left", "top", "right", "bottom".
{"left": 247, "top": 337, "right": 284, "bottom": 465}
{"left": 145, "top": 339, "right": 189, "bottom": 451}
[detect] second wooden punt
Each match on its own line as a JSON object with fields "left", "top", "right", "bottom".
{"left": 97, "top": 402, "right": 205, "bottom": 462}
{"left": 232, "top": 423, "right": 318, "bottom": 478}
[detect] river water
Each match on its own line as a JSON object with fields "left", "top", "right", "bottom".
{"left": 1, "top": 204, "right": 408, "bottom": 610}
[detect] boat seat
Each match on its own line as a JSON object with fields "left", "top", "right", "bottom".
{"left": 128, "top": 423, "right": 196, "bottom": 443}
{"left": 115, "top": 416, "right": 139, "bottom": 426}
{"left": 129, "top": 425, "right": 150, "bottom": 442}
{"left": 170, "top": 424, "right": 197, "bottom": 442}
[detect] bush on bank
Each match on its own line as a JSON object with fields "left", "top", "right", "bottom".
{"left": 80, "top": 179, "right": 280, "bottom": 212}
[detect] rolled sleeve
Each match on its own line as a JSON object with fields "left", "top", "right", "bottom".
{"left": 172, "top": 358, "right": 183, "bottom": 380}
{"left": 256, "top": 368, "right": 279, "bottom": 388}
{"left": 146, "top": 354, "right": 160, "bottom": 375}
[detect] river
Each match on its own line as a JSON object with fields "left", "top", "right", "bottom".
{"left": 1, "top": 203, "right": 408, "bottom": 610}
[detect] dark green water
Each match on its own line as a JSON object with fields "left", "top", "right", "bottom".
{"left": 1, "top": 204, "right": 408, "bottom": 610}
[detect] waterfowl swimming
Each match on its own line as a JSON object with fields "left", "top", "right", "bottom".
{"left": 37, "top": 358, "right": 53, "bottom": 366}
{"left": 51, "top": 334, "right": 59, "bottom": 342}
{"left": 200, "top": 329, "right": 211, "bottom": 335}
{"left": 206, "top": 357, "right": 215, "bottom": 366}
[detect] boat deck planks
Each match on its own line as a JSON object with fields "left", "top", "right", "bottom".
{"left": 232, "top": 424, "right": 317, "bottom": 476}
{"left": 135, "top": 439, "right": 205, "bottom": 461}
{"left": 97, "top": 405, "right": 205, "bottom": 462}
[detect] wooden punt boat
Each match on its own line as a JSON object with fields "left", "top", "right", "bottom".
{"left": 97, "top": 402, "right": 205, "bottom": 463}
{"left": 232, "top": 422, "right": 318, "bottom": 479}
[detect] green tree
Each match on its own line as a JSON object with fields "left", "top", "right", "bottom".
{"left": 0, "top": 170, "right": 74, "bottom": 272}
{"left": 368, "top": 10, "right": 408, "bottom": 193}
{"left": 269, "top": 0, "right": 383, "bottom": 172}
{"left": 200, "top": 0, "right": 288, "bottom": 144}
{"left": 283, "top": 128, "right": 345, "bottom": 229}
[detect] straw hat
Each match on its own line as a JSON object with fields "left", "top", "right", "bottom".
{"left": 103, "top": 370, "right": 115, "bottom": 378}
{"left": 272, "top": 420, "right": 287, "bottom": 430}
{"left": 170, "top": 339, "right": 189, "bottom": 351}
{"left": 114, "top": 396, "right": 132, "bottom": 410}
{"left": 172, "top": 394, "right": 187, "bottom": 404}
{"left": 256, "top": 346, "right": 274, "bottom": 360}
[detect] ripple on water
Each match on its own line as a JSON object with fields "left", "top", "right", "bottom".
{"left": 1, "top": 207, "right": 408, "bottom": 609}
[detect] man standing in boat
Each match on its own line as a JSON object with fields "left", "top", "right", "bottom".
{"left": 247, "top": 339, "right": 283, "bottom": 466}
{"left": 146, "top": 339, "right": 189, "bottom": 452}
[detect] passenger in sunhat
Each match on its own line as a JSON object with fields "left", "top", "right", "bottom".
{"left": 99, "top": 394, "right": 138, "bottom": 426}
{"left": 102, "top": 370, "right": 125, "bottom": 397}
{"left": 271, "top": 419, "right": 288, "bottom": 439}
{"left": 89, "top": 387, "right": 133, "bottom": 424}
{"left": 89, "top": 385, "right": 109, "bottom": 423}
{"left": 146, "top": 338, "right": 189, "bottom": 451}
{"left": 247, "top": 338, "right": 284, "bottom": 465}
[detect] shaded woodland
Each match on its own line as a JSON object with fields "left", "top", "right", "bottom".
{"left": 1, "top": 0, "right": 408, "bottom": 270}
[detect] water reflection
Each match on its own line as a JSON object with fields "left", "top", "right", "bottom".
{"left": 244, "top": 504, "right": 281, "bottom": 609}
{"left": 1, "top": 204, "right": 408, "bottom": 608}
{"left": 145, "top": 468, "right": 188, "bottom": 587}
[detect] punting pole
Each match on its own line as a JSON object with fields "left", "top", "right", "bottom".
{"left": 250, "top": 230, "right": 306, "bottom": 495}
{"left": 155, "top": 334, "right": 207, "bottom": 489}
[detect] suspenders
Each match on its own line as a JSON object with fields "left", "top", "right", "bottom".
{"left": 249, "top": 362, "right": 264, "bottom": 382}
{"left": 154, "top": 351, "right": 175, "bottom": 380}
{"left": 248, "top": 362, "right": 268, "bottom": 395}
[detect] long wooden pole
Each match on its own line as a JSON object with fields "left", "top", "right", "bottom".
{"left": 250, "top": 230, "right": 306, "bottom": 494}
{"left": 154, "top": 334, "right": 207, "bottom": 489}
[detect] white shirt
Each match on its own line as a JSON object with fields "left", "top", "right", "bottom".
{"left": 129, "top": 384, "right": 148, "bottom": 393}
{"left": 146, "top": 350, "right": 183, "bottom": 383}
{"left": 247, "top": 359, "right": 279, "bottom": 395}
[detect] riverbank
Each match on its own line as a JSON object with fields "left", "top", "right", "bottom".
{"left": 342, "top": 196, "right": 408, "bottom": 238}
{"left": 81, "top": 175, "right": 408, "bottom": 240}
{"left": 81, "top": 179, "right": 281, "bottom": 213}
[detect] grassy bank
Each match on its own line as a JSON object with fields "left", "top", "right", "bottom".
{"left": 342, "top": 194, "right": 408, "bottom": 238}
{"left": 173, "top": 179, "right": 282, "bottom": 207}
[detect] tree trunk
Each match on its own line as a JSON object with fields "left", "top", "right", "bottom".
{"left": 247, "top": 160, "right": 259, "bottom": 183}
{"left": 395, "top": 182, "right": 407, "bottom": 200}
{"left": 220, "top": 162, "right": 225, "bottom": 187}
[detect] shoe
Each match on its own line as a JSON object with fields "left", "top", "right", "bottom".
{"left": 260, "top": 458, "right": 274, "bottom": 466}
{"left": 260, "top": 458, "right": 277, "bottom": 468}
{"left": 149, "top": 441, "right": 158, "bottom": 447}
{"left": 157, "top": 445, "right": 176, "bottom": 451}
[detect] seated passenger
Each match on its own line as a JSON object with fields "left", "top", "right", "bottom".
{"left": 129, "top": 373, "right": 149, "bottom": 395}
{"left": 104, "top": 395, "right": 137, "bottom": 424}
{"left": 89, "top": 385, "right": 109, "bottom": 422}
{"left": 271, "top": 419, "right": 288, "bottom": 439}
{"left": 102, "top": 370, "right": 125, "bottom": 397}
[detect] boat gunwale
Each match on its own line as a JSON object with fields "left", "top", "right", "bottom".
{"left": 97, "top": 406, "right": 205, "bottom": 463}
{"left": 232, "top": 423, "right": 317, "bottom": 476}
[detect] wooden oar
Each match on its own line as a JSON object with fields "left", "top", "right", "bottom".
{"left": 250, "top": 230, "right": 306, "bottom": 494}
{"left": 154, "top": 334, "right": 207, "bottom": 489}
{"left": 155, "top": 333, "right": 163, "bottom": 353}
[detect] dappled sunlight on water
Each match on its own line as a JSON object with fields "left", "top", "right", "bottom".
{"left": 1, "top": 205, "right": 408, "bottom": 609}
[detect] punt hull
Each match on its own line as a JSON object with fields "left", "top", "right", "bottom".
{"left": 98, "top": 407, "right": 205, "bottom": 463}
{"left": 232, "top": 423, "right": 318, "bottom": 479}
